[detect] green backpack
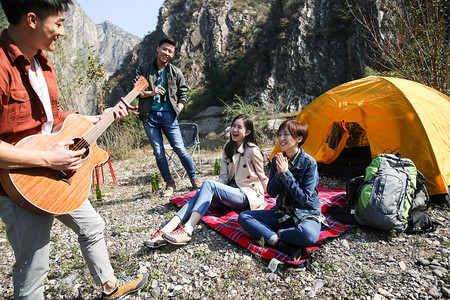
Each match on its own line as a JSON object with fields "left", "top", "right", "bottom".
{"left": 354, "top": 153, "right": 421, "bottom": 231}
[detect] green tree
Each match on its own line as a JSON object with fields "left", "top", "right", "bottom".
{"left": 203, "top": 53, "right": 230, "bottom": 101}
{"left": 347, "top": 0, "right": 449, "bottom": 95}
{"left": 185, "top": 53, "right": 232, "bottom": 115}
{"left": 0, "top": 10, "right": 106, "bottom": 113}
{"left": 222, "top": 95, "right": 270, "bottom": 144}
{"left": 0, "top": 9, "right": 9, "bottom": 31}
{"left": 47, "top": 36, "right": 106, "bottom": 115}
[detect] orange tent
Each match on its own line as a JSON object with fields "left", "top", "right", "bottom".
{"left": 270, "top": 76, "right": 450, "bottom": 196}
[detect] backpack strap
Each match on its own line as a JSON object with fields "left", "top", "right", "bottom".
{"left": 411, "top": 170, "right": 430, "bottom": 211}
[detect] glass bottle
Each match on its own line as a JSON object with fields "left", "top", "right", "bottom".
{"left": 216, "top": 158, "right": 221, "bottom": 175}
{"left": 95, "top": 182, "right": 102, "bottom": 201}
{"left": 155, "top": 173, "right": 161, "bottom": 190}
{"left": 150, "top": 173, "right": 155, "bottom": 192}
{"left": 214, "top": 159, "right": 217, "bottom": 175}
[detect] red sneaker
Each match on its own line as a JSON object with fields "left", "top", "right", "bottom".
{"left": 143, "top": 229, "right": 167, "bottom": 248}
{"left": 162, "top": 225, "right": 192, "bottom": 245}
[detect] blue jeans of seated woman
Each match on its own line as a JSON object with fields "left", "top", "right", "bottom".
{"left": 238, "top": 210, "right": 321, "bottom": 247}
{"left": 176, "top": 180, "right": 249, "bottom": 223}
{"left": 143, "top": 110, "right": 196, "bottom": 182}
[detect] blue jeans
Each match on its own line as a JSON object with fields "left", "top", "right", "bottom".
{"left": 238, "top": 210, "right": 321, "bottom": 247}
{"left": 143, "top": 110, "right": 197, "bottom": 182}
{"left": 176, "top": 180, "right": 249, "bottom": 223}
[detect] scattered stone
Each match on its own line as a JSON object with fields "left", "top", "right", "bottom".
{"left": 378, "top": 287, "right": 395, "bottom": 298}
{"left": 151, "top": 287, "right": 161, "bottom": 298}
{"left": 308, "top": 280, "right": 326, "bottom": 298}
{"left": 207, "top": 271, "right": 219, "bottom": 278}
{"left": 441, "top": 287, "right": 450, "bottom": 298}
{"left": 430, "top": 265, "right": 448, "bottom": 274}
{"left": 0, "top": 148, "right": 448, "bottom": 300}
{"left": 432, "top": 269, "right": 444, "bottom": 278}
{"left": 60, "top": 274, "right": 79, "bottom": 286}
{"left": 428, "top": 286, "right": 440, "bottom": 298}
{"left": 268, "top": 273, "right": 278, "bottom": 281}
{"left": 399, "top": 261, "right": 407, "bottom": 271}
{"left": 372, "top": 294, "right": 383, "bottom": 300}
{"left": 423, "top": 274, "right": 435, "bottom": 281}
{"left": 137, "top": 265, "right": 148, "bottom": 274}
{"left": 417, "top": 258, "right": 431, "bottom": 266}
{"left": 430, "top": 259, "right": 441, "bottom": 266}
{"left": 341, "top": 239, "right": 349, "bottom": 249}
{"left": 151, "top": 280, "right": 158, "bottom": 289}
{"left": 406, "top": 269, "right": 420, "bottom": 278}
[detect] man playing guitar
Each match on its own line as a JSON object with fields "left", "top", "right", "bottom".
{"left": 0, "top": 0, "right": 147, "bottom": 299}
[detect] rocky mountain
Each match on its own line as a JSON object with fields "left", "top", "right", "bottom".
{"left": 0, "top": 2, "right": 142, "bottom": 115}
{"left": 108, "top": 0, "right": 371, "bottom": 127}
{"left": 1, "top": 0, "right": 372, "bottom": 134}
{"left": 63, "top": 1, "right": 142, "bottom": 77}
{"left": 0, "top": 1, "right": 140, "bottom": 76}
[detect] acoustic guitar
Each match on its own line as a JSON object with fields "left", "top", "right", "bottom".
{"left": 0, "top": 76, "right": 149, "bottom": 216}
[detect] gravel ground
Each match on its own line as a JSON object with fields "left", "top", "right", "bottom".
{"left": 0, "top": 148, "right": 449, "bottom": 299}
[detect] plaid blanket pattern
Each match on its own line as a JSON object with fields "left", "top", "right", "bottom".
{"left": 170, "top": 186, "right": 350, "bottom": 265}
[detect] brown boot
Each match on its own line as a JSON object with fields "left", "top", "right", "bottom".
{"left": 190, "top": 178, "right": 202, "bottom": 190}
{"left": 162, "top": 181, "right": 176, "bottom": 197}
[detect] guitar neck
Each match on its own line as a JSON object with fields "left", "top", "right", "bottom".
{"left": 83, "top": 88, "right": 139, "bottom": 145}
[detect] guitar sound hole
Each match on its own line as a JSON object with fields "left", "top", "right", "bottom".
{"left": 69, "top": 138, "right": 90, "bottom": 159}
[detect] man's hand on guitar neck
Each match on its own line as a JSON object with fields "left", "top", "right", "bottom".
{"left": 84, "top": 104, "right": 128, "bottom": 125}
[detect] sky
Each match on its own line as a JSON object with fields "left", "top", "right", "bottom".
{"left": 76, "top": 0, "right": 165, "bottom": 38}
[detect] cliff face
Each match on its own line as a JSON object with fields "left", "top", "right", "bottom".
{"left": 2, "top": 0, "right": 370, "bottom": 119}
{"left": 0, "top": 1, "right": 141, "bottom": 115}
{"left": 63, "top": 1, "right": 142, "bottom": 77}
{"left": 109, "top": 0, "right": 369, "bottom": 115}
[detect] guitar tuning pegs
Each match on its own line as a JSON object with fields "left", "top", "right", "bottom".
{"left": 133, "top": 72, "right": 142, "bottom": 83}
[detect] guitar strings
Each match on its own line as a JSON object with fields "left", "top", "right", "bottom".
{"left": 67, "top": 78, "right": 146, "bottom": 153}
{"left": 67, "top": 104, "right": 117, "bottom": 152}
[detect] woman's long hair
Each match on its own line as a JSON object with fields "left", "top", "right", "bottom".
{"left": 224, "top": 114, "right": 257, "bottom": 160}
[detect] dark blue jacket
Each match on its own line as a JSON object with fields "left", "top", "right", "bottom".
{"left": 267, "top": 149, "right": 321, "bottom": 221}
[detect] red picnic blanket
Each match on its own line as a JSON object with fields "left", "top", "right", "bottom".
{"left": 170, "top": 186, "right": 351, "bottom": 265}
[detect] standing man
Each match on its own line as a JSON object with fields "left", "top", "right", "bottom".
{"left": 137, "top": 35, "right": 201, "bottom": 197}
{"left": 0, "top": 0, "right": 147, "bottom": 299}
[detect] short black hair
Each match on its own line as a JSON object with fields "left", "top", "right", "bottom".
{"left": 278, "top": 119, "right": 309, "bottom": 147}
{"left": 159, "top": 35, "right": 176, "bottom": 47}
{"left": 0, "top": 0, "right": 73, "bottom": 25}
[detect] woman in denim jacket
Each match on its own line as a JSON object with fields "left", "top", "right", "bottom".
{"left": 238, "top": 119, "right": 321, "bottom": 260}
